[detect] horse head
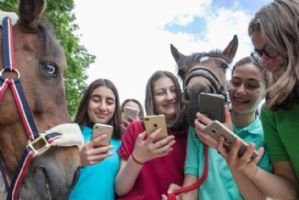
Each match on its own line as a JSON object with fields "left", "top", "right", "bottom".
{"left": 0, "top": 0, "right": 82, "bottom": 199}
{"left": 170, "top": 35, "right": 238, "bottom": 125}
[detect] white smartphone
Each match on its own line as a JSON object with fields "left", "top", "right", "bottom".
{"left": 123, "top": 106, "right": 139, "bottom": 120}
{"left": 143, "top": 114, "right": 168, "bottom": 142}
{"left": 199, "top": 93, "right": 225, "bottom": 122}
{"left": 92, "top": 123, "right": 113, "bottom": 146}
{"left": 202, "top": 120, "right": 259, "bottom": 159}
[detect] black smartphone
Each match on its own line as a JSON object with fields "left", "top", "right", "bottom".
{"left": 198, "top": 93, "right": 225, "bottom": 122}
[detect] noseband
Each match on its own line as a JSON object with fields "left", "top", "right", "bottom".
{"left": 0, "top": 17, "right": 83, "bottom": 200}
{"left": 182, "top": 65, "right": 228, "bottom": 104}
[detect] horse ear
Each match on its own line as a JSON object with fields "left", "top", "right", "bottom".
{"left": 222, "top": 35, "right": 238, "bottom": 64}
{"left": 170, "top": 44, "right": 185, "bottom": 63}
{"left": 19, "top": 0, "right": 46, "bottom": 31}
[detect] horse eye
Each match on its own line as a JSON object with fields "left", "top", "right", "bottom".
{"left": 219, "top": 63, "right": 228, "bottom": 71}
{"left": 40, "top": 62, "right": 58, "bottom": 78}
{"left": 178, "top": 68, "right": 185, "bottom": 79}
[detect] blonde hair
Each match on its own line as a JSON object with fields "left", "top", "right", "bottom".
{"left": 248, "top": 0, "right": 299, "bottom": 110}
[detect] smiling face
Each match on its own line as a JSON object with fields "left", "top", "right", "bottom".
{"left": 153, "top": 76, "right": 178, "bottom": 122}
{"left": 228, "top": 62, "right": 265, "bottom": 115}
{"left": 87, "top": 86, "right": 116, "bottom": 124}
{"left": 250, "top": 31, "right": 286, "bottom": 79}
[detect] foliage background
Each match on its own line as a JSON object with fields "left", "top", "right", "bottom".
{"left": 0, "top": 0, "right": 95, "bottom": 119}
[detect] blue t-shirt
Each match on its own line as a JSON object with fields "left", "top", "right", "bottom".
{"left": 69, "top": 126, "right": 121, "bottom": 200}
{"left": 185, "top": 117, "right": 272, "bottom": 199}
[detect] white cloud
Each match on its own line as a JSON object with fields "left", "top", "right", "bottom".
{"left": 73, "top": 0, "right": 255, "bottom": 107}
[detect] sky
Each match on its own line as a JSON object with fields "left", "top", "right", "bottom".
{"left": 73, "top": 0, "right": 272, "bottom": 106}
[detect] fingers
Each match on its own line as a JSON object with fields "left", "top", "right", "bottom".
{"left": 91, "top": 134, "right": 108, "bottom": 146}
{"left": 196, "top": 112, "right": 212, "bottom": 125}
{"left": 223, "top": 105, "right": 233, "bottom": 128}
{"left": 194, "top": 117, "right": 218, "bottom": 148}
{"left": 84, "top": 152, "right": 112, "bottom": 165}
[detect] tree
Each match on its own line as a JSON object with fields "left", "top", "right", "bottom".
{"left": 0, "top": 0, "right": 95, "bottom": 119}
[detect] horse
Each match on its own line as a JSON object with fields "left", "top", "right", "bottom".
{"left": 0, "top": 0, "right": 83, "bottom": 199}
{"left": 170, "top": 35, "right": 238, "bottom": 125}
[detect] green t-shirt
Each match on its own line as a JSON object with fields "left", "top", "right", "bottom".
{"left": 261, "top": 104, "right": 299, "bottom": 179}
{"left": 185, "top": 117, "right": 272, "bottom": 199}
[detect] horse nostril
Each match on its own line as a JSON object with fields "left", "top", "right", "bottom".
{"left": 71, "top": 167, "right": 80, "bottom": 188}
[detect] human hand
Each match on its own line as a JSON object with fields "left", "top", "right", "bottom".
{"left": 80, "top": 134, "right": 113, "bottom": 166}
{"left": 132, "top": 129, "right": 175, "bottom": 164}
{"left": 194, "top": 105, "right": 232, "bottom": 149}
{"left": 121, "top": 117, "right": 134, "bottom": 132}
{"left": 161, "top": 183, "right": 182, "bottom": 200}
{"left": 217, "top": 136, "right": 264, "bottom": 179}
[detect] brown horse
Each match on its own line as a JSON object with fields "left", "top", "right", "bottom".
{"left": 170, "top": 35, "right": 238, "bottom": 125}
{"left": 0, "top": 0, "right": 81, "bottom": 199}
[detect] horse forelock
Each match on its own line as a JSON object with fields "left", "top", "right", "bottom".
{"left": 36, "top": 24, "right": 66, "bottom": 68}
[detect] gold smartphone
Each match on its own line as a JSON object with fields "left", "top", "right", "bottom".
{"left": 202, "top": 120, "right": 259, "bottom": 159}
{"left": 144, "top": 114, "right": 168, "bottom": 142}
{"left": 199, "top": 93, "right": 225, "bottom": 122}
{"left": 92, "top": 123, "right": 113, "bottom": 146}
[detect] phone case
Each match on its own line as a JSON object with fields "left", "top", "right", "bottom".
{"left": 144, "top": 114, "right": 168, "bottom": 142}
{"left": 92, "top": 123, "right": 113, "bottom": 146}
{"left": 123, "top": 106, "right": 139, "bottom": 120}
{"left": 202, "top": 120, "right": 259, "bottom": 159}
{"left": 198, "top": 93, "right": 225, "bottom": 122}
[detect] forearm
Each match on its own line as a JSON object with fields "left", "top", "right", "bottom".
{"left": 249, "top": 167, "right": 297, "bottom": 199}
{"left": 181, "top": 174, "right": 198, "bottom": 200}
{"left": 231, "top": 169, "right": 266, "bottom": 200}
{"left": 115, "top": 157, "right": 143, "bottom": 196}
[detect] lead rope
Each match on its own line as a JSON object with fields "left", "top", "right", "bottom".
{"left": 167, "top": 144, "right": 209, "bottom": 200}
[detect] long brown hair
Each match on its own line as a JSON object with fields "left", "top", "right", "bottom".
{"left": 74, "top": 79, "right": 122, "bottom": 139}
{"left": 248, "top": 0, "right": 299, "bottom": 110}
{"left": 144, "top": 70, "right": 186, "bottom": 129}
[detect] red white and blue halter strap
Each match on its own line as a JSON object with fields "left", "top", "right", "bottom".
{"left": 0, "top": 17, "right": 61, "bottom": 200}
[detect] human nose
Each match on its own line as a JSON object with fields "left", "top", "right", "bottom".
{"left": 165, "top": 90, "right": 176, "bottom": 100}
{"left": 98, "top": 101, "right": 108, "bottom": 111}
{"left": 235, "top": 83, "right": 246, "bottom": 95}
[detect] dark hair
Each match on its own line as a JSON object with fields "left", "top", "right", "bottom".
{"left": 74, "top": 79, "right": 122, "bottom": 139}
{"left": 232, "top": 56, "right": 272, "bottom": 89}
{"left": 144, "top": 70, "right": 185, "bottom": 129}
{"left": 120, "top": 98, "right": 145, "bottom": 118}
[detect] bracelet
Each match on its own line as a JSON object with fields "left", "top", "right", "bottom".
{"left": 131, "top": 153, "right": 145, "bottom": 165}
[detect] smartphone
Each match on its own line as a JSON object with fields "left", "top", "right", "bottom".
{"left": 198, "top": 93, "right": 225, "bottom": 122}
{"left": 143, "top": 114, "right": 168, "bottom": 142}
{"left": 202, "top": 120, "right": 259, "bottom": 159}
{"left": 92, "top": 123, "right": 113, "bottom": 146}
{"left": 123, "top": 106, "right": 139, "bottom": 121}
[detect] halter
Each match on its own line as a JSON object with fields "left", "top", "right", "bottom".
{"left": 0, "top": 17, "right": 83, "bottom": 200}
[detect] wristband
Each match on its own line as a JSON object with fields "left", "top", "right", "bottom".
{"left": 131, "top": 153, "right": 145, "bottom": 165}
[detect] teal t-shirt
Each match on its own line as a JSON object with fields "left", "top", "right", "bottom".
{"left": 261, "top": 104, "right": 299, "bottom": 179}
{"left": 68, "top": 126, "right": 121, "bottom": 200}
{"left": 185, "top": 117, "right": 272, "bottom": 199}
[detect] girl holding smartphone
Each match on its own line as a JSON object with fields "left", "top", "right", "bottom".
{"left": 69, "top": 79, "right": 122, "bottom": 200}
{"left": 115, "top": 70, "right": 188, "bottom": 199}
